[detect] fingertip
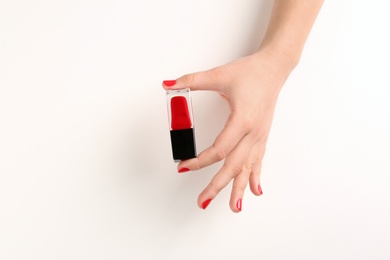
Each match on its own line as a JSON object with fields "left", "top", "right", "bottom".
{"left": 200, "top": 198, "right": 212, "bottom": 210}
{"left": 249, "top": 181, "right": 261, "bottom": 196}
{"left": 175, "top": 74, "right": 195, "bottom": 91}
{"left": 258, "top": 184, "right": 263, "bottom": 196}
{"left": 198, "top": 184, "right": 219, "bottom": 210}
{"left": 198, "top": 193, "right": 214, "bottom": 210}
{"left": 162, "top": 79, "right": 184, "bottom": 91}
{"left": 177, "top": 158, "right": 201, "bottom": 172}
{"left": 175, "top": 70, "right": 215, "bottom": 91}
{"left": 178, "top": 167, "right": 190, "bottom": 173}
{"left": 177, "top": 161, "right": 191, "bottom": 173}
{"left": 163, "top": 80, "right": 177, "bottom": 88}
{"left": 229, "top": 198, "right": 242, "bottom": 213}
{"left": 249, "top": 178, "right": 264, "bottom": 196}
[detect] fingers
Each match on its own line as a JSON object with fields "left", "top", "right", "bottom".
{"left": 249, "top": 159, "right": 263, "bottom": 196}
{"left": 197, "top": 140, "right": 265, "bottom": 213}
{"left": 249, "top": 144, "right": 266, "bottom": 196}
{"left": 177, "top": 113, "right": 247, "bottom": 171}
{"left": 197, "top": 133, "right": 254, "bottom": 211}
{"left": 162, "top": 67, "right": 226, "bottom": 92}
{"left": 228, "top": 157, "right": 256, "bottom": 212}
{"left": 229, "top": 142, "right": 263, "bottom": 212}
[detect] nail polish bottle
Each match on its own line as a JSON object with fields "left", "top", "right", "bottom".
{"left": 166, "top": 88, "right": 197, "bottom": 162}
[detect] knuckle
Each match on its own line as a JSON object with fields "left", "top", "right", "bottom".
{"left": 183, "top": 73, "right": 195, "bottom": 85}
{"left": 238, "top": 117, "right": 253, "bottom": 133}
{"left": 193, "top": 159, "right": 203, "bottom": 170}
{"left": 243, "top": 162, "right": 254, "bottom": 173}
{"left": 231, "top": 165, "right": 242, "bottom": 177}
{"left": 251, "top": 127, "right": 268, "bottom": 142}
{"left": 213, "top": 145, "right": 227, "bottom": 161}
{"left": 252, "top": 129, "right": 262, "bottom": 141}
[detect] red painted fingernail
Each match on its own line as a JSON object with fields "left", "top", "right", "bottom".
{"left": 236, "top": 199, "right": 242, "bottom": 211}
{"left": 178, "top": 167, "right": 190, "bottom": 173}
{"left": 202, "top": 199, "right": 212, "bottom": 210}
{"left": 258, "top": 184, "right": 263, "bottom": 195}
{"left": 163, "top": 80, "right": 176, "bottom": 87}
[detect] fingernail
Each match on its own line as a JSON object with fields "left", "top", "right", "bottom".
{"left": 202, "top": 199, "right": 212, "bottom": 210}
{"left": 178, "top": 167, "right": 190, "bottom": 173}
{"left": 163, "top": 80, "right": 176, "bottom": 87}
{"left": 236, "top": 199, "right": 242, "bottom": 211}
{"left": 258, "top": 184, "right": 263, "bottom": 195}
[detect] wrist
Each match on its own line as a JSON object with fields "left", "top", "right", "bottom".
{"left": 253, "top": 47, "right": 298, "bottom": 82}
{"left": 256, "top": 44, "right": 300, "bottom": 73}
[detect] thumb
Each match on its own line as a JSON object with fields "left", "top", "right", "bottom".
{"left": 162, "top": 68, "right": 221, "bottom": 92}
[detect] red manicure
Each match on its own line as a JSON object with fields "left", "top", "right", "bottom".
{"left": 236, "top": 199, "right": 242, "bottom": 211}
{"left": 258, "top": 184, "right": 263, "bottom": 195}
{"left": 178, "top": 167, "right": 190, "bottom": 173}
{"left": 202, "top": 199, "right": 212, "bottom": 210}
{"left": 163, "top": 80, "right": 176, "bottom": 87}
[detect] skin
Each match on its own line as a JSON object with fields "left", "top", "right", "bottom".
{"left": 163, "top": 0, "right": 324, "bottom": 213}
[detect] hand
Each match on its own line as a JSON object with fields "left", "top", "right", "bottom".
{"left": 163, "top": 50, "right": 294, "bottom": 212}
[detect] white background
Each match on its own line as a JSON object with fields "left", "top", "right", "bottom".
{"left": 1, "top": 0, "right": 389, "bottom": 259}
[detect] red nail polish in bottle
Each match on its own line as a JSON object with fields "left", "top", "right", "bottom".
{"left": 166, "top": 88, "right": 197, "bottom": 162}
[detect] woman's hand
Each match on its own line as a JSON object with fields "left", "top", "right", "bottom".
{"left": 163, "top": 50, "right": 294, "bottom": 212}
